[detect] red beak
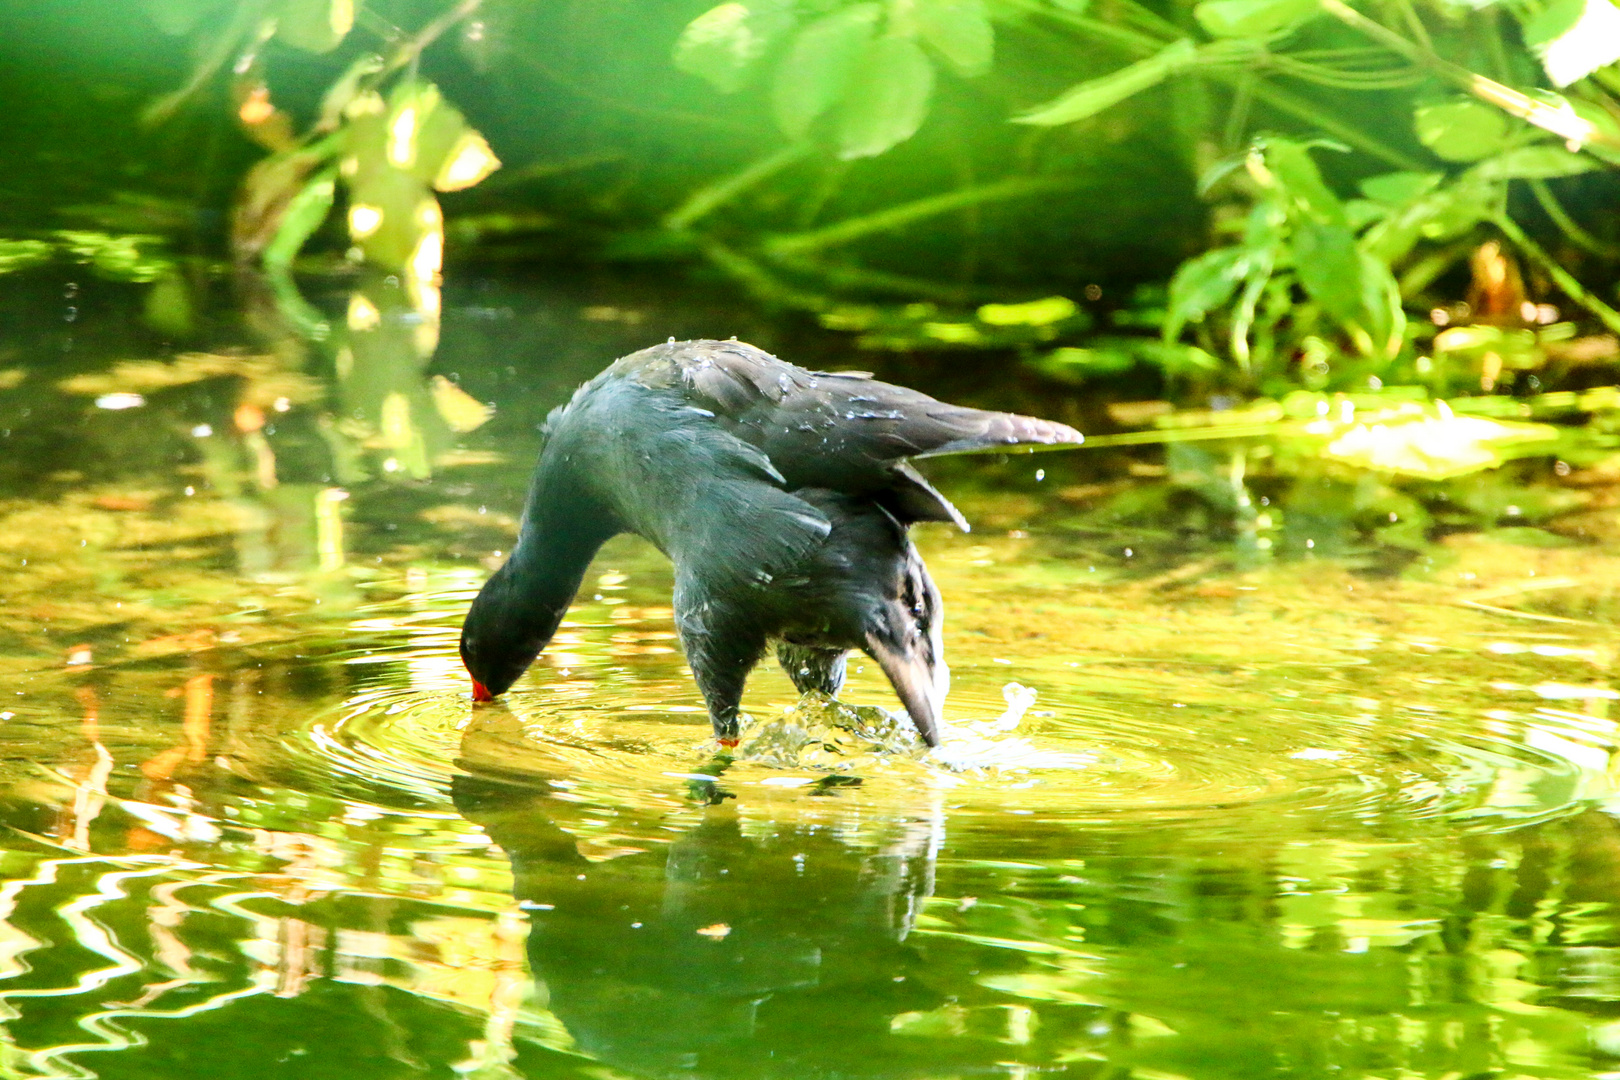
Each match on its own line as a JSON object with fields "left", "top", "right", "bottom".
{"left": 471, "top": 679, "right": 494, "bottom": 702}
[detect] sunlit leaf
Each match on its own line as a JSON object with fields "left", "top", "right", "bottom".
{"left": 1163, "top": 246, "right": 1246, "bottom": 340}
{"left": 1014, "top": 39, "right": 1195, "bottom": 127}
{"left": 673, "top": 0, "right": 795, "bottom": 93}
{"left": 1523, "top": 0, "right": 1587, "bottom": 46}
{"left": 1293, "top": 221, "right": 1363, "bottom": 327}
{"left": 1524, "top": 0, "right": 1620, "bottom": 86}
{"left": 1193, "top": 0, "right": 1321, "bottom": 37}
{"left": 1470, "top": 145, "right": 1597, "bottom": 181}
{"left": 835, "top": 36, "right": 936, "bottom": 159}
{"left": 375, "top": 80, "right": 502, "bottom": 192}
{"left": 431, "top": 376, "right": 494, "bottom": 433}
{"left": 1360, "top": 173, "right": 1494, "bottom": 263}
{"left": 1263, "top": 138, "right": 1346, "bottom": 227}
{"left": 0, "top": 239, "right": 53, "bottom": 275}
{"left": 53, "top": 231, "right": 172, "bottom": 283}
{"left": 275, "top": 0, "right": 354, "bottom": 53}
{"left": 143, "top": 272, "right": 193, "bottom": 338}
{"left": 1414, "top": 99, "right": 1511, "bottom": 163}
{"left": 317, "top": 53, "right": 385, "bottom": 132}
{"left": 262, "top": 166, "right": 337, "bottom": 270}
{"left": 772, "top": 4, "right": 882, "bottom": 139}
{"left": 1358, "top": 250, "right": 1404, "bottom": 357}
{"left": 142, "top": 0, "right": 225, "bottom": 35}
{"left": 1569, "top": 97, "right": 1620, "bottom": 164}
{"left": 1025, "top": 345, "right": 1136, "bottom": 384}
{"left": 915, "top": 0, "right": 994, "bottom": 76}
{"left": 1359, "top": 171, "right": 1443, "bottom": 206}
{"left": 348, "top": 167, "right": 439, "bottom": 275}
{"left": 1316, "top": 409, "right": 1558, "bottom": 479}
{"left": 977, "top": 296, "right": 1076, "bottom": 325}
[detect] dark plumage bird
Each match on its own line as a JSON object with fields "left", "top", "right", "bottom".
{"left": 459, "top": 339, "right": 1083, "bottom": 747}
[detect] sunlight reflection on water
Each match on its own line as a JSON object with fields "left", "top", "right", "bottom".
{"left": 4, "top": 273, "right": 1620, "bottom": 1079}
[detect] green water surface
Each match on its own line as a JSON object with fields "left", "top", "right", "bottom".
{"left": 3, "top": 267, "right": 1620, "bottom": 1080}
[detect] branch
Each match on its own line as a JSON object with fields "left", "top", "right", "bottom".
{"left": 1495, "top": 213, "right": 1620, "bottom": 335}
{"left": 384, "top": 0, "right": 485, "bottom": 76}
{"left": 664, "top": 144, "right": 814, "bottom": 231}
{"left": 763, "top": 177, "right": 1077, "bottom": 257}
{"left": 1319, "top": 0, "right": 1620, "bottom": 156}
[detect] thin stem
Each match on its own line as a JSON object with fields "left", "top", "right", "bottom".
{"left": 695, "top": 235, "right": 831, "bottom": 312}
{"left": 1528, "top": 178, "right": 1620, "bottom": 259}
{"left": 383, "top": 0, "right": 485, "bottom": 76}
{"left": 1268, "top": 54, "right": 1424, "bottom": 89}
{"left": 1319, "top": 0, "right": 1620, "bottom": 155}
{"left": 1245, "top": 80, "right": 1427, "bottom": 169}
{"left": 764, "top": 253, "right": 1011, "bottom": 304}
{"left": 763, "top": 176, "right": 1077, "bottom": 257}
{"left": 664, "top": 144, "right": 814, "bottom": 232}
{"left": 142, "top": 0, "right": 271, "bottom": 125}
{"left": 1004, "top": 0, "right": 1426, "bottom": 169}
{"left": 1495, "top": 213, "right": 1620, "bottom": 334}
{"left": 1390, "top": 0, "right": 1432, "bottom": 51}
{"left": 1224, "top": 76, "right": 1255, "bottom": 152}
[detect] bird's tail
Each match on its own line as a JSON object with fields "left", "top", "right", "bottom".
{"left": 915, "top": 406, "right": 1084, "bottom": 458}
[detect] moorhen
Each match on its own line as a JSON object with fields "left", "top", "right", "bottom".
{"left": 459, "top": 339, "right": 1082, "bottom": 746}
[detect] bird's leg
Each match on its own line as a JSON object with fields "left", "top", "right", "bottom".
{"left": 675, "top": 597, "right": 767, "bottom": 746}
{"left": 775, "top": 642, "right": 849, "bottom": 697}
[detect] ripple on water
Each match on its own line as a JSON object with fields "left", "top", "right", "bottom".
{"left": 280, "top": 633, "right": 1620, "bottom": 835}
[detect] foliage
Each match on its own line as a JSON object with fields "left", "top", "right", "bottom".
{"left": 137, "top": 0, "right": 502, "bottom": 284}
{"left": 21, "top": 0, "right": 1615, "bottom": 418}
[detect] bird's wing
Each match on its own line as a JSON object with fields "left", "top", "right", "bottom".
{"left": 583, "top": 378, "right": 832, "bottom": 593}
{"left": 618, "top": 339, "right": 1081, "bottom": 528}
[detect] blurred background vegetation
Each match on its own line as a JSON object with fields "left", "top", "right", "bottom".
{"left": 1, "top": 0, "right": 1617, "bottom": 406}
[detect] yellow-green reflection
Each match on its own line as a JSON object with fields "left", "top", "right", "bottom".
{"left": 7, "top": 274, "right": 1620, "bottom": 1078}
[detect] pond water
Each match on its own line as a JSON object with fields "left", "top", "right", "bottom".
{"left": 4, "top": 264, "right": 1620, "bottom": 1079}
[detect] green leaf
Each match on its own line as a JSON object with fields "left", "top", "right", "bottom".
{"left": 915, "top": 0, "right": 994, "bottom": 76}
{"left": 346, "top": 167, "right": 437, "bottom": 273}
{"left": 142, "top": 0, "right": 224, "bottom": 35}
{"left": 978, "top": 296, "right": 1077, "bottom": 325}
{"left": 1193, "top": 0, "right": 1321, "bottom": 38}
{"left": 1571, "top": 97, "right": 1620, "bottom": 164}
{"left": 835, "top": 37, "right": 936, "bottom": 159}
{"left": 1164, "top": 246, "right": 1247, "bottom": 341}
{"left": 54, "top": 231, "right": 172, "bottom": 283}
{"left": 1521, "top": 0, "right": 1620, "bottom": 81}
{"left": 275, "top": 0, "right": 354, "bottom": 53}
{"left": 1025, "top": 345, "right": 1135, "bottom": 384}
{"left": 1013, "top": 39, "right": 1195, "bottom": 127}
{"left": 317, "top": 54, "right": 385, "bottom": 132}
{"left": 1264, "top": 139, "right": 1346, "bottom": 227}
{"left": 772, "top": 4, "right": 882, "bottom": 139}
{"left": 1470, "top": 145, "right": 1597, "bottom": 181}
{"left": 383, "top": 81, "right": 502, "bottom": 192}
{"left": 1414, "top": 99, "right": 1511, "bottom": 163}
{"left": 1292, "top": 220, "right": 1364, "bottom": 327}
{"left": 1522, "top": 0, "right": 1585, "bottom": 47}
{"left": 674, "top": 1, "right": 796, "bottom": 93}
{"left": 1357, "top": 250, "right": 1404, "bottom": 356}
{"left": 1359, "top": 171, "right": 1443, "bottom": 206}
{"left": 263, "top": 167, "right": 337, "bottom": 271}
{"left": 0, "top": 239, "right": 53, "bottom": 275}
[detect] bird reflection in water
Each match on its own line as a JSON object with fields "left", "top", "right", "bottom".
{"left": 452, "top": 740, "right": 963, "bottom": 1079}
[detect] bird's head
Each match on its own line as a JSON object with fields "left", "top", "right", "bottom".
{"left": 460, "top": 560, "right": 568, "bottom": 703}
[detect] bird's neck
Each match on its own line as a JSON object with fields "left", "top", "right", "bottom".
{"left": 504, "top": 482, "right": 617, "bottom": 625}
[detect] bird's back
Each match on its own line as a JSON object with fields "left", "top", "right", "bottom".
{"left": 592, "top": 339, "right": 1083, "bottom": 527}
